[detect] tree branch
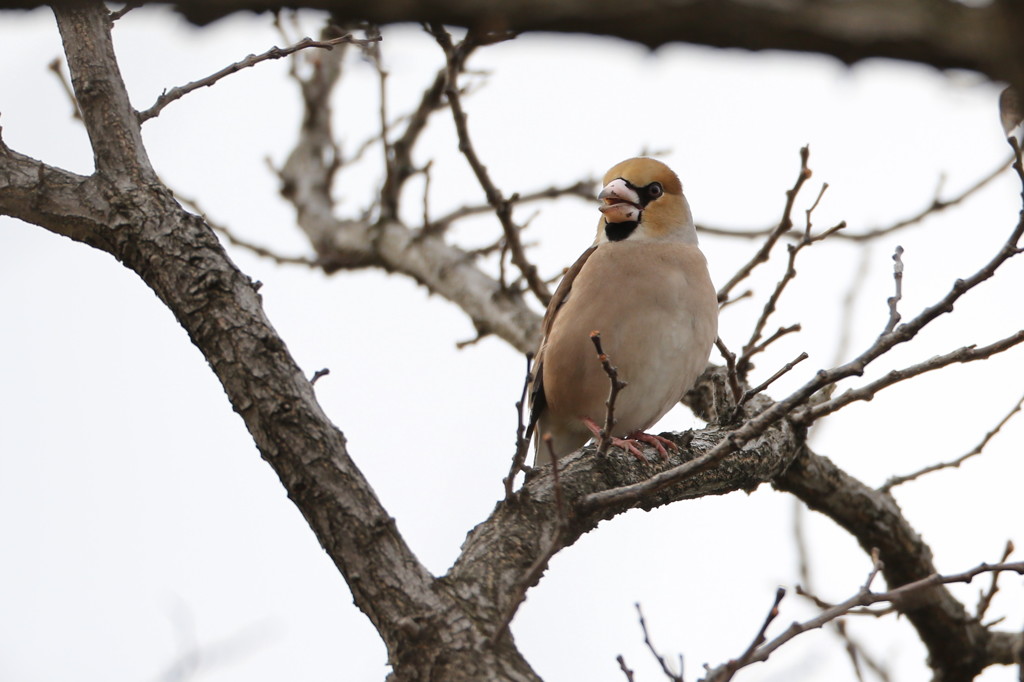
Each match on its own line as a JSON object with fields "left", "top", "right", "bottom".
{"left": 879, "top": 393, "right": 1024, "bottom": 492}
{"left": 137, "top": 33, "right": 374, "bottom": 122}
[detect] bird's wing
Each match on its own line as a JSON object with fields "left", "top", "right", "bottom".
{"left": 526, "top": 245, "right": 599, "bottom": 442}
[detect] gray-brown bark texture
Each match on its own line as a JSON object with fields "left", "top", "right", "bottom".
{"left": 2, "top": 2, "right": 1023, "bottom": 681}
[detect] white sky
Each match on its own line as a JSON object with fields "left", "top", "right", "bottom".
{"left": 1, "top": 6, "right": 1022, "bottom": 682}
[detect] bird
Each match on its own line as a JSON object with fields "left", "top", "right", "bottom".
{"left": 527, "top": 157, "right": 718, "bottom": 466}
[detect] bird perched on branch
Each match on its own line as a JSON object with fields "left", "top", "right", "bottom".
{"left": 528, "top": 158, "right": 718, "bottom": 465}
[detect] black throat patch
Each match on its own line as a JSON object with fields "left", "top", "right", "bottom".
{"left": 605, "top": 219, "right": 639, "bottom": 242}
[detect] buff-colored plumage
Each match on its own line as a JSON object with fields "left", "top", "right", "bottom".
{"left": 529, "top": 158, "right": 718, "bottom": 465}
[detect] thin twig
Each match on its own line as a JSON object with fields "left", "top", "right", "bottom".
{"left": 743, "top": 324, "right": 802, "bottom": 360}
{"left": 706, "top": 556, "right": 1024, "bottom": 681}
{"left": 424, "top": 179, "right": 594, "bottom": 235}
{"left": 428, "top": 24, "right": 550, "bottom": 305}
{"left": 137, "top": 34, "right": 377, "bottom": 122}
{"left": 504, "top": 353, "right": 535, "bottom": 499}
{"left": 844, "top": 157, "right": 1015, "bottom": 242}
{"left": 310, "top": 368, "right": 330, "bottom": 385}
{"left": 46, "top": 57, "right": 82, "bottom": 121}
{"left": 879, "top": 391, "right": 1024, "bottom": 492}
{"left": 698, "top": 156, "right": 1014, "bottom": 243}
{"left": 591, "top": 331, "right": 627, "bottom": 456}
{"left": 717, "top": 145, "right": 812, "bottom": 304}
{"left": 737, "top": 180, "right": 843, "bottom": 378}
{"left": 714, "top": 337, "right": 743, "bottom": 404}
{"left": 718, "top": 289, "right": 752, "bottom": 311}
{"left": 383, "top": 33, "right": 479, "bottom": 214}
{"left": 109, "top": 2, "right": 142, "bottom": 21}
{"left": 794, "top": 505, "right": 894, "bottom": 681}
{"left": 617, "top": 655, "right": 636, "bottom": 682}
{"left": 738, "top": 352, "right": 808, "bottom": 408}
{"left": 796, "top": 329, "right": 1024, "bottom": 425}
{"left": 883, "top": 246, "right": 905, "bottom": 334}
{"left": 976, "top": 540, "right": 1015, "bottom": 622}
{"left": 636, "top": 604, "right": 684, "bottom": 682}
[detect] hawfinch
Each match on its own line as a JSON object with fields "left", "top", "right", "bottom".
{"left": 529, "top": 158, "right": 718, "bottom": 465}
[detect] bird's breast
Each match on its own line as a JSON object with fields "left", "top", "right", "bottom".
{"left": 541, "top": 241, "right": 718, "bottom": 437}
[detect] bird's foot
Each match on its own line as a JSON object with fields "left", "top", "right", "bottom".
{"left": 582, "top": 418, "right": 656, "bottom": 463}
{"left": 626, "top": 432, "right": 678, "bottom": 461}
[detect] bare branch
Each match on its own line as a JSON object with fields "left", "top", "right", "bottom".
{"left": 737, "top": 180, "right": 843, "bottom": 378}
{"left": 738, "top": 352, "right": 808, "bottom": 408}
{"left": 714, "top": 337, "right": 742, "bottom": 405}
{"left": 883, "top": 245, "right": 905, "bottom": 335}
{"left": 706, "top": 556, "right": 1024, "bottom": 681}
{"left": 636, "top": 604, "right": 684, "bottom": 682}
{"left": 976, "top": 541, "right": 1015, "bottom": 623}
{"left": 879, "top": 391, "right": 1024, "bottom": 492}
{"left": 616, "top": 655, "right": 637, "bottom": 682}
{"left": 705, "top": 587, "right": 786, "bottom": 682}
{"left": 590, "top": 331, "right": 628, "bottom": 457}
{"left": 743, "top": 323, "right": 802, "bottom": 361}
{"left": 700, "top": 157, "right": 1014, "bottom": 243}
{"left": 425, "top": 179, "right": 594, "bottom": 235}
{"left": 109, "top": 2, "right": 142, "bottom": 20}
{"left": 137, "top": 33, "right": 377, "bottom": 122}
{"left": 429, "top": 24, "right": 551, "bottom": 306}
{"left": 46, "top": 57, "right": 82, "bottom": 121}
{"left": 796, "top": 329, "right": 1024, "bottom": 425}
{"left": 382, "top": 29, "right": 479, "bottom": 216}
{"left": 716, "top": 145, "right": 811, "bottom": 304}
{"left": 504, "top": 353, "right": 535, "bottom": 499}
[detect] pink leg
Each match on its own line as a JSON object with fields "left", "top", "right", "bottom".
{"left": 582, "top": 417, "right": 650, "bottom": 463}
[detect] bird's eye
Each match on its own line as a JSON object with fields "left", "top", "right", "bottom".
{"left": 647, "top": 182, "right": 663, "bottom": 199}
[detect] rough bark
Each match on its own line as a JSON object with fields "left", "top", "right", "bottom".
{"left": 776, "top": 450, "right": 993, "bottom": 681}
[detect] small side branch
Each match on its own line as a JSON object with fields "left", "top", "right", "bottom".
{"left": 429, "top": 24, "right": 551, "bottom": 306}
{"left": 737, "top": 180, "right": 843, "bottom": 378}
{"left": 705, "top": 555, "right": 1024, "bottom": 681}
{"left": 705, "top": 588, "right": 786, "bottom": 682}
{"left": 635, "top": 604, "right": 684, "bottom": 682}
{"left": 714, "top": 337, "right": 743, "bottom": 404}
{"left": 138, "top": 33, "right": 377, "bottom": 122}
{"left": 46, "top": 57, "right": 82, "bottom": 121}
{"left": 795, "top": 329, "right": 1024, "bottom": 425}
{"left": 591, "top": 331, "right": 627, "bottom": 456}
{"left": 717, "top": 145, "right": 812, "bottom": 304}
{"left": 879, "top": 391, "right": 1024, "bottom": 492}
{"left": 504, "top": 353, "right": 535, "bottom": 499}
{"left": 976, "top": 540, "right": 1015, "bottom": 623}
{"left": 883, "top": 246, "right": 905, "bottom": 335}
{"left": 738, "top": 352, "right": 808, "bottom": 408}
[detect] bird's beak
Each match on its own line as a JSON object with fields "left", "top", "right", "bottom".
{"left": 598, "top": 178, "right": 641, "bottom": 223}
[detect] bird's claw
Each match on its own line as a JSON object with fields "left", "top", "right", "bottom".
{"left": 627, "top": 432, "right": 678, "bottom": 461}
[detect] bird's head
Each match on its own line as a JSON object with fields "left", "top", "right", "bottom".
{"left": 596, "top": 157, "right": 695, "bottom": 245}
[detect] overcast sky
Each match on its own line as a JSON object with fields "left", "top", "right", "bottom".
{"left": 1, "top": 6, "right": 1022, "bottom": 682}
